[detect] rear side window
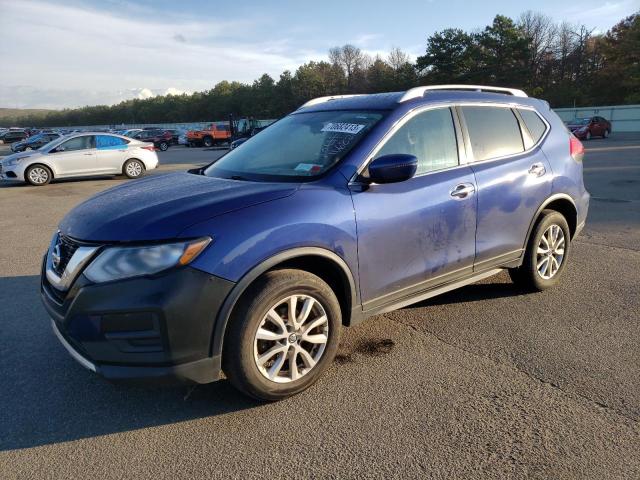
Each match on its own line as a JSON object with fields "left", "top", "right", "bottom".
{"left": 518, "top": 109, "right": 547, "bottom": 145}
{"left": 375, "top": 107, "right": 459, "bottom": 175}
{"left": 461, "top": 106, "right": 524, "bottom": 161}
{"left": 96, "top": 135, "right": 128, "bottom": 149}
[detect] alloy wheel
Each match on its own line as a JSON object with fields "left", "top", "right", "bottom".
{"left": 126, "top": 161, "right": 143, "bottom": 177}
{"left": 536, "top": 224, "right": 565, "bottom": 280}
{"left": 253, "top": 294, "right": 329, "bottom": 383}
{"left": 28, "top": 167, "right": 49, "bottom": 185}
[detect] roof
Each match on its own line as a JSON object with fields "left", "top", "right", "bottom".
{"left": 296, "top": 86, "right": 539, "bottom": 113}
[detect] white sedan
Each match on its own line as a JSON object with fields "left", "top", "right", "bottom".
{"left": 0, "top": 132, "right": 159, "bottom": 186}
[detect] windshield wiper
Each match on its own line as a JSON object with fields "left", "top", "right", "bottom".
{"left": 229, "top": 175, "right": 253, "bottom": 181}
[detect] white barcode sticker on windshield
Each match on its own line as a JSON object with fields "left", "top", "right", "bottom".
{"left": 321, "top": 122, "right": 365, "bottom": 134}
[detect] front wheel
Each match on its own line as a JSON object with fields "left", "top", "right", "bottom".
{"left": 158, "top": 141, "right": 169, "bottom": 151}
{"left": 25, "top": 164, "right": 52, "bottom": 186}
{"left": 509, "top": 210, "right": 571, "bottom": 291}
{"left": 603, "top": 129, "right": 609, "bottom": 138}
{"left": 585, "top": 131, "right": 592, "bottom": 140}
{"left": 123, "top": 159, "right": 145, "bottom": 179}
{"left": 223, "top": 269, "right": 341, "bottom": 401}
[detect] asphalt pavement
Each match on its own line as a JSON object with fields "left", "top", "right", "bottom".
{"left": 0, "top": 137, "right": 638, "bottom": 479}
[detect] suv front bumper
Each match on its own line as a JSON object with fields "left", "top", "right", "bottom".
{"left": 41, "top": 260, "right": 235, "bottom": 384}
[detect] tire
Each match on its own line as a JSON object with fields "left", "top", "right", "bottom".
{"left": 202, "top": 137, "right": 213, "bottom": 148}
{"left": 603, "top": 129, "right": 609, "bottom": 138}
{"left": 223, "top": 269, "right": 342, "bottom": 401}
{"left": 159, "top": 141, "right": 169, "bottom": 151}
{"left": 25, "top": 164, "right": 52, "bottom": 186}
{"left": 509, "top": 210, "right": 571, "bottom": 292}
{"left": 25, "top": 146, "right": 32, "bottom": 151}
{"left": 123, "top": 159, "right": 145, "bottom": 179}
{"left": 585, "top": 131, "right": 591, "bottom": 140}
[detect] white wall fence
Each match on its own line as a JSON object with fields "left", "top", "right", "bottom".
{"left": 554, "top": 104, "right": 640, "bottom": 132}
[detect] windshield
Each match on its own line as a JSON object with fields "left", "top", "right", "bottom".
{"left": 38, "top": 136, "right": 65, "bottom": 152}
{"left": 26, "top": 133, "right": 45, "bottom": 143}
{"left": 204, "top": 110, "right": 386, "bottom": 181}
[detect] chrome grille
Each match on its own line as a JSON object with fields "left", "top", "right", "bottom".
{"left": 53, "top": 235, "right": 80, "bottom": 276}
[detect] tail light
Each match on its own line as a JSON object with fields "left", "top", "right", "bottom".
{"left": 141, "top": 145, "right": 156, "bottom": 152}
{"left": 569, "top": 136, "right": 584, "bottom": 162}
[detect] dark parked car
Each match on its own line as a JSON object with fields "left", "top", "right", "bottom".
{"left": 566, "top": 116, "right": 611, "bottom": 140}
{"left": 132, "top": 129, "right": 173, "bottom": 151}
{"left": 0, "top": 130, "right": 28, "bottom": 144}
{"left": 163, "top": 129, "right": 184, "bottom": 145}
{"left": 42, "top": 85, "right": 589, "bottom": 401}
{"left": 11, "top": 132, "right": 62, "bottom": 152}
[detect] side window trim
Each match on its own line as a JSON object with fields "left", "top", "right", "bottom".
{"left": 351, "top": 105, "right": 463, "bottom": 182}
{"left": 512, "top": 108, "right": 535, "bottom": 150}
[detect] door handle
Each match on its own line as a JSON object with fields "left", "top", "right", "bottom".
{"left": 450, "top": 183, "right": 475, "bottom": 199}
{"left": 83, "top": 153, "right": 93, "bottom": 156}
{"left": 528, "top": 163, "right": 546, "bottom": 177}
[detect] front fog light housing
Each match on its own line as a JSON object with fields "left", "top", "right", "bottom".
{"left": 84, "top": 237, "right": 211, "bottom": 283}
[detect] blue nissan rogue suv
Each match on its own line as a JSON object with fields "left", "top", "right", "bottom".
{"left": 42, "top": 85, "right": 589, "bottom": 400}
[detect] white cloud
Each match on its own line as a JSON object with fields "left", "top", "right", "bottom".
{"left": 0, "top": 0, "right": 325, "bottom": 108}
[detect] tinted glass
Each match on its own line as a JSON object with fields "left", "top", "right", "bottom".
{"left": 462, "top": 106, "right": 524, "bottom": 161}
{"left": 58, "top": 135, "right": 94, "bottom": 152}
{"left": 518, "top": 109, "right": 547, "bottom": 144}
{"left": 205, "top": 110, "right": 385, "bottom": 181}
{"left": 96, "top": 135, "right": 128, "bottom": 149}
{"left": 374, "top": 108, "right": 458, "bottom": 175}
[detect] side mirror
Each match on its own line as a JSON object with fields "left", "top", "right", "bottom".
{"left": 54, "top": 146, "right": 66, "bottom": 153}
{"left": 367, "top": 154, "right": 418, "bottom": 184}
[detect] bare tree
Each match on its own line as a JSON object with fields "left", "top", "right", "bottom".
{"left": 328, "top": 44, "right": 368, "bottom": 88}
{"left": 387, "top": 46, "right": 410, "bottom": 71}
{"left": 519, "top": 11, "right": 557, "bottom": 83}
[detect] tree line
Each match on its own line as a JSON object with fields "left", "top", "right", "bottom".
{"left": 8, "top": 11, "right": 639, "bottom": 127}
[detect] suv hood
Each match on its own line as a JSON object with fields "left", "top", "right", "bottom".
{"left": 59, "top": 172, "right": 299, "bottom": 242}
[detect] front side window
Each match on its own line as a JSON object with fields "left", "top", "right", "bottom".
{"left": 374, "top": 107, "right": 459, "bottom": 175}
{"left": 205, "top": 110, "right": 385, "bottom": 181}
{"left": 462, "top": 106, "right": 524, "bottom": 161}
{"left": 56, "top": 135, "right": 94, "bottom": 152}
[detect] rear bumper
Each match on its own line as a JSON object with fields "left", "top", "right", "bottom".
{"left": 42, "top": 261, "right": 234, "bottom": 384}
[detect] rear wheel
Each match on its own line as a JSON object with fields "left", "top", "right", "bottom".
{"left": 25, "top": 164, "right": 52, "bottom": 186}
{"left": 202, "top": 136, "right": 213, "bottom": 148}
{"left": 585, "top": 131, "right": 592, "bottom": 140}
{"left": 223, "top": 269, "right": 341, "bottom": 401}
{"left": 509, "top": 210, "right": 571, "bottom": 291}
{"left": 603, "top": 129, "right": 609, "bottom": 138}
{"left": 123, "top": 159, "right": 145, "bottom": 179}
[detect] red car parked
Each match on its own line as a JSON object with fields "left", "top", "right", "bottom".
{"left": 566, "top": 116, "right": 611, "bottom": 140}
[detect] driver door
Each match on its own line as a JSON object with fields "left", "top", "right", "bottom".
{"left": 350, "top": 107, "right": 477, "bottom": 312}
{"left": 49, "top": 135, "right": 97, "bottom": 176}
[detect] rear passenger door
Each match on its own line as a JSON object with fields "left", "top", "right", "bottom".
{"left": 458, "top": 105, "right": 552, "bottom": 268}
{"left": 95, "top": 135, "right": 130, "bottom": 173}
{"left": 352, "top": 107, "right": 477, "bottom": 311}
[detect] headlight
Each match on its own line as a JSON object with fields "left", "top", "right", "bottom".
{"left": 84, "top": 237, "right": 211, "bottom": 283}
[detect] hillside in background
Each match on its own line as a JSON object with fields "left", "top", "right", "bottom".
{"left": 0, "top": 108, "right": 54, "bottom": 124}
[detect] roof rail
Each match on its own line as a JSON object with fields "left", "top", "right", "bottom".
{"left": 399, "top": 84, "right": 528, "bottom": 102}
{"left": 299, "top": 94, "right": 365, "bottom": 108}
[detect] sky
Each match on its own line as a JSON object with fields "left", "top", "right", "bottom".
{"left": 0, "top": 0, "right": 637, "bottom": 109}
